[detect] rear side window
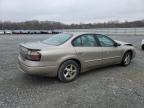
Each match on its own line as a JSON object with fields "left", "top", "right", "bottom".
{"left": 73, "top": 34, "right": 98, "bottom": 47}
{"left": 73, "top": 37, "right": 82, "bottom": 46}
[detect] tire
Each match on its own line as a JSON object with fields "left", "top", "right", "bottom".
{"left": 121, "top": 52, "right": 132, "bottom": 66}
{"left": 58, "top": 60, "right": 80, "bottom": 82}
{"left": 141, "top": 45, "right": 144, "bottom": 50}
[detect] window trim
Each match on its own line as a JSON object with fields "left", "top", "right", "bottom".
{"left": 72, "top": 36, "right": 82, "bottom": 47}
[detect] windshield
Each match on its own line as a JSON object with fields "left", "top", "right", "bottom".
{"left": 42, "top": 34, "right": 72, "bottom": 45}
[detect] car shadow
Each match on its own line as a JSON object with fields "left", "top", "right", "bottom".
{"left": 79, "top": 64, "right": 122, "bottom": 77}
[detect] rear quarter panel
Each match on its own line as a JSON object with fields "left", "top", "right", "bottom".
{"left": 40, "top": 46, "right": 81, "bottom": 71}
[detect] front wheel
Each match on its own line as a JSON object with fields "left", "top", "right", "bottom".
{"left": 141, "top": 45, "right": 144, "bottom": 50}
{"left": 121, "top": 52, "right": 132, "bottom": 66}
{"left": 58, "top": 60, "right": 80, "bottom": 82}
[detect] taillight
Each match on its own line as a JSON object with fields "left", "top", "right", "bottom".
{"left": 26, "top": 51, "right": 41, "bottom": 61}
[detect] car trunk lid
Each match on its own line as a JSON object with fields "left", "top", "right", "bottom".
{"left": 20, "top": 41, "right": 55, "bottom": 50}
{"left": 19, "top": 41, "right": 52, "bottom": 61}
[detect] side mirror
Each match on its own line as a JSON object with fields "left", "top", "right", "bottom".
{"left": 114, "top": 42, "right": 120, "bottom": 47}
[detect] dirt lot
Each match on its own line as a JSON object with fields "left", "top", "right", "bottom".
{"left": 0, "top": 34, "right": 144, "bottom": 108}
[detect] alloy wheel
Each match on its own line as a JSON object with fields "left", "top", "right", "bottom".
{"left": 63, "top": 64, "right": 77, "bottom": 80}
{"left": 124, "top": 54, "right": 131, "bottom": 65}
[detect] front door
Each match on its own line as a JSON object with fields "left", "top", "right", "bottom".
{"left": 96, "top": 34, "right": 122, "bottom": 65}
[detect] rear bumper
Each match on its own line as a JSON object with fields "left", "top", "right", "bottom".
{"left": 17, "top": 57, "right": 57, "bottom": 77}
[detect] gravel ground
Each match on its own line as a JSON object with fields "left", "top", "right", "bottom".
{"left": 0, "top": 34, "right": 144, "bottom": 108}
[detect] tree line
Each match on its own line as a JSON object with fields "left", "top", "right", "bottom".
{"left": 0, "top": 20, "right": 144, "bottom": 30}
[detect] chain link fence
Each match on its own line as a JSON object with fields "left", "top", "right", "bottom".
{"left": 56, "top": 28, "right": 144, "bottom": 36}
{"left": 0, "top": 28, "right": 144, "bottom": 36}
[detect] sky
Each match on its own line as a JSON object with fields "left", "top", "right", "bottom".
{"left": 0, "top": 0, "right": 144, "bottom": 24}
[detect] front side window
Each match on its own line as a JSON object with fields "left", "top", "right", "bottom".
{"left": 42, "top": 34, "right": 72, "bottom": 45}
{"left": 73, "top": 34, "right": 98, "bottom": 47}
{"left": 97, "top": 35, "right": 115, "bottom": 47}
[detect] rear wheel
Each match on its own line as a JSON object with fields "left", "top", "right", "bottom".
{"left": 58, "top": 60, "right": 80, "bottom": 82}
{"left": 121, "top": 52, "right": 132, "bottom": 66}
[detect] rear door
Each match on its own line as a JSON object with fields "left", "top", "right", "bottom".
{"left": 96, "top": 34, "right": 122, "bottom": 65}
{"left": 72, "top": 34, "right": 102, "bottom": 70}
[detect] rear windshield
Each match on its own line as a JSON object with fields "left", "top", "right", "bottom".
{"left": 42, "top": 34, "right": 72, "bottom": 45}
